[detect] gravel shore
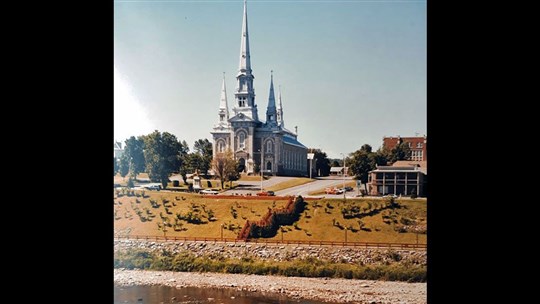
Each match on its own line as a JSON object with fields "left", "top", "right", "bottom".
{"left": 114, "top": 269, "right": 426, "bottom": 304}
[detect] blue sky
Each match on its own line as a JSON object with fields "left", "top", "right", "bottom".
{"left": 114, "top": 0, "right": 426, "bottom": 159}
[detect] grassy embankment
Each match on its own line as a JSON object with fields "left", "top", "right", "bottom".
{"left": 114, "top": 190, "right": 427, "bottom": 244}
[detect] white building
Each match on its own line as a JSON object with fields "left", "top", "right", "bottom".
{"left": 114, "top": 141, "right": 124, "bottom": 159}
{"left": 210, "top": 0, "right": 307, "bottom": 177}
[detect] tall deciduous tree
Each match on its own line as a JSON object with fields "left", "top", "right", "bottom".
{"left": 389, "top": 142, "right": 411, "bottom": 163}
{"left": 193, "top": 138, "right": 213, "bottom": 176}
{"left": 123, "top": 136, "right": 146, "bottom": 178}
{"left": 212, "top": 149, "right": 238, "bottom": 190}
{"left": 349, "top": 144, "right": 388, "bottom": 193}
{"left": 119, "top": 154, "right": 130, "bottom": 179}
{"left": 312, "top": 149, "right": 331, "bottom": 177}
{"left": 141, "top": 130, "right": 183, "bottom": 188}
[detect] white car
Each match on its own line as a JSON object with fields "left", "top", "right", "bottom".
{"left": 144, "top": 184, "right": 161, "bottom": 191}
{"left": 200, "top": 189, "right": 219, "bottom": 195}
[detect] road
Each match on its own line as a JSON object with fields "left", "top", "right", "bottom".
{"left": 275, "top": 176, "right": 360, "bottom": 198}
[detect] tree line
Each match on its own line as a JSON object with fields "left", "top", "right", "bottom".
{"left": 113, "top": 130, "right": 216, "bottom": 188}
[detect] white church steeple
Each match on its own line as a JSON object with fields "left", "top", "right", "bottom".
{"left": 232, "top": 0, "right": 259, "bottom": 122}
{"left": 266, "top": 70, "right": 277, "bottom": 125}
{"left": 277, "top": 85, "right": 284, "bottom": 127}
{"left": 213, "top": 73, "right": 231, "bottom": 131}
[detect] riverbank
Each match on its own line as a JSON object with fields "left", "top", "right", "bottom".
{"left": 114, "top": 269, "right": 426, "bottom": 304}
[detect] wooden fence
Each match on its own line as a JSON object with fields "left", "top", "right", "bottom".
{"left": 114, "top": 235, "right": 427, "bottom": 250}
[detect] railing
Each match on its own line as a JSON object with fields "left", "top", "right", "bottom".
{"left": 113, "top": 235, "right": 427, "bottom": 250}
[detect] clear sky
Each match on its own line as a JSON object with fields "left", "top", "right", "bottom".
{"left": 114, "top": 0, "right": 426, "bottom": 159}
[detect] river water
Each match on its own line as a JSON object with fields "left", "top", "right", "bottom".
{"left": 114, "top": 284, "right": 332, "bottom": 304}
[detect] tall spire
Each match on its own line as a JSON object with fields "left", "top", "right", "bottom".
{"left": 215, "top": 73, "right": 230, "bottom": 130}
{"left": 233, "top": 0, "right": 258, "bottom": 122}
{"left": 277, "top": 85, "right": 284, "bottom": 127}
{"left": 266, "top": 70, "right": 277, "bottom": 124}
{"left": 238, "top": 0, "right": 251, "bottom": 75}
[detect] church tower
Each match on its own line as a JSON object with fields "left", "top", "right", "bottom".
{"left": 232, "top": 0, "right": 259, "bottom": 122}
{"left": 265, "top": 71, "right": 277, "bottom": 125}
{"left": 215, "top": 73, "right": 230, "bottom": 130}
{"left": 277, "top": 85, "right": 284, "bottom": 127}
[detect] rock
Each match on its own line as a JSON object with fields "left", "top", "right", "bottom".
{"left": 361, "top": 284, "right": 370, "bottom": 287}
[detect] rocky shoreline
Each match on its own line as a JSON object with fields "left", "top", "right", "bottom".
{"left": 114, "top": 269, "right": 426, "bottom": 304}
{"left": 114, "top": 240, "right": 426, "bottom": 266}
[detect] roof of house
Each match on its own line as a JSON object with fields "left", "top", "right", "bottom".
{"left": 392, "top": 160, "right": 427, "bottom": 168}
{"left": 371, "top": 165, "right": 426, "bottom": 174}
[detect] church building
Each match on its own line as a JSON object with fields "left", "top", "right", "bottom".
{"left": 210, "top": 0, "right": 307, "bottom": 177}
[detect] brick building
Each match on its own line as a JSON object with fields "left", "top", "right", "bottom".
{"left": 383, "top": 135, "right": 427, "bottom": 161}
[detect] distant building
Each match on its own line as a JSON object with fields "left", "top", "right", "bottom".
{"left": 383, "top": 135, "right": 427, "bottom": 161}
{"left": 367, "top": 162, "right": 427, "bottom": 197}
{"left": 114, "top": 141, "right": 124, "bottom": 159}
{"left": 210, "top": 1, "right": 307, "bottom": 177}
{"left": 329, "top": 167, "right": 349, "bottom": 176}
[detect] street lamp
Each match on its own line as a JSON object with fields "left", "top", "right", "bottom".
{"left": 307, "top": 151, "right": 314, "bottom": 196}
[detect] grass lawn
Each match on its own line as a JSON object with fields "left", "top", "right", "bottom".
{"left": 264, "top": 177, "right": 314, "bottom": 192}
{"left": 114, "top": 189, "right": 426, "bottom": 244}
{"left": 238, "top": 175, "right": 270, "bottom": 182}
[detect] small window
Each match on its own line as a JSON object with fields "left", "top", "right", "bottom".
{"left": 417, "top": 142, "right": 423, "bottom": 148}
{"left": 266, "top": 141, "right": 272, "bottom": 153}
{"left": 239, "top": 133, "right": 245, "bottom": 149}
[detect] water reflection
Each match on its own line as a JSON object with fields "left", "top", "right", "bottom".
{"left": 114, "top": 284, "right": 331, "bottom": 304}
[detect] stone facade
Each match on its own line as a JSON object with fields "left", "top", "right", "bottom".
{"left": 210, "top": 1, "right": 307, "bottom": 177}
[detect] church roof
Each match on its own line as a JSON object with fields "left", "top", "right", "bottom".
{"left": 229, "top": 113, "right": 257, "bottom": 123}
{"left": 283, "top": 136, "right": 307, "bottom": 149}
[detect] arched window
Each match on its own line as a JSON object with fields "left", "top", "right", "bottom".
{"left": 266, "top": 161, "right": 272, "bottom": 171}
{"left": 239, "top": 133, "right": 245, "bottom": 149}
{"left": 266, "top": 141, "right": 272, "bottom": 153}
{"left": 218, "top": 141, "right": 225, "bottom": 153}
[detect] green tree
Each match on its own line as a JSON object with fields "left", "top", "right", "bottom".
{"left": 349, "top": 150, "right": 371, "bottom": 193}
{"left": 193, "top": 138, "right": 213, "bottom": 176}
{"left": 312, "top": 149, "right": 331, "bottom": 176}
{"left": 123, "top": 136, "right": 146, "bottom": 178}
{"left": 390, "top": 142, "right": 411, "bottom": 163}
{"left": 212, "top": 149, "right": 238, "bottom": 190}
{"left": 119, "top": 154, "right": 130, "bottom": 179}
{"left": 114, "top": 157, "right": 119, "bottom": 176}
{"left": 179, "top": 140, "right": 191, "bottom": 184}
{"left": 382, "top": 140, "right": 411, "bottom": 164}
{"left": 141, "top": 130, "right": 183, "bottom": 188}
{"left": 348, "top": 144, "right": 388, "bottom": 193}
{"left": 182, "top": 153, "right": 203, "bottom": 176}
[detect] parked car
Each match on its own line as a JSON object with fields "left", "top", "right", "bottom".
{"left": 344, "top": 186, "right": 353, "bottom": 192}
{"left": 144, "top": 184, "right": 161, "bottom": 191}
{"left": 256, "top": 191, "right": 275, "bottom": 196}
{"left": 201, "top": 189, "right": 219, "bottom": 195}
